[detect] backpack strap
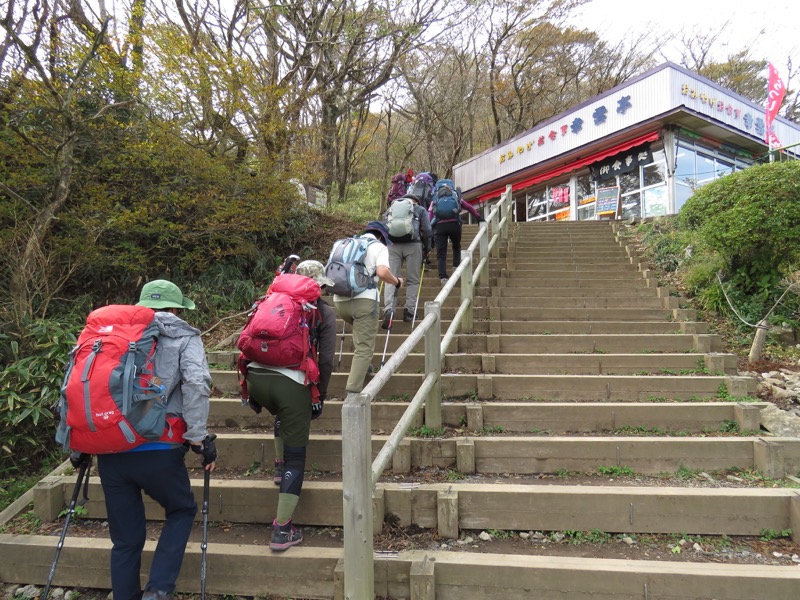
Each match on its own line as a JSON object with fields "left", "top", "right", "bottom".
{"left": 237, "top": 353, "right": 251, "bottom": 402}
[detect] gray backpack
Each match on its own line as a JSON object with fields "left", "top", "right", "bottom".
{"left": 324, "top": 235, "right": 378, "bottom": 297}
{"left": 385, "top": 198, "right": 419, "bottom": 243}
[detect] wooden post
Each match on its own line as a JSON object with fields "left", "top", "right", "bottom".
{"left": 478, "top": 222, "right": 489, "bottom": 288}
{"left": 501, "top": 185, "right": 512, "bottom": 239}
{"left": 460, "top": 257, "right": 474, "bottom": 333}
{"left": 490, "top": 207, "right": 501, "bottom": 259}
{"left": 425, "top": 301, "right": 442, "bottom": 429}
{"left": 410, "top": 556, "right": 436, "bottom": 600}
{"left": 342, "top": 392, "right": 374, "bottom": 599}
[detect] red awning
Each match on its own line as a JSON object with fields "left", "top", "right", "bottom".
{"left": 476, "top": 130, "right": 661, "bottom": 203}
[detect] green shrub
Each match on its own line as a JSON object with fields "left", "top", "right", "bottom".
{"left": 0, "top": 318, "right": 79, "bottom": 477}
{"left": 639, "top": 218, "right": 693, "bottom": 273}
{"left": 678, "top": 161, "right": 800, "bottom": 287}
{"left": 328, "top": 179, "right": 383, "bottom": 223}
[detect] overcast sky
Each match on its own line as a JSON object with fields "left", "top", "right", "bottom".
{"left": 571, "top": 0, "right": 799, "bottom": 72}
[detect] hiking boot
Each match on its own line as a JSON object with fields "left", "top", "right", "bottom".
{"left": 403, "top": 309, "right": 414, "bottom": 322}
{"left": 142, "top": 591, "right": 173, "bottom": 600}
{"left": 273, "top": 459, "right": 285, "bottom": 485}
{"left": 270, "top": 519, "right": 303, "bottom": 551}
{"left": 380, "top": 311, "right": 393, "bottom": 330}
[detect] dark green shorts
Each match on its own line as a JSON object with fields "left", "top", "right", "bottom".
{"left": 246, "top": 365, "right": 312, "bottom": 447}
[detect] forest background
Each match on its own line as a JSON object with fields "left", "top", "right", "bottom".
{"left": 2, "top": 0, "right": 800, "bottom": 501}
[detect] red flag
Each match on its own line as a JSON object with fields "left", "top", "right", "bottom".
{"left": 765, "top": 62, "right": 786, "bottom": 143}
{"left": 768, "top": 129, "right": 782, "bottom": 148}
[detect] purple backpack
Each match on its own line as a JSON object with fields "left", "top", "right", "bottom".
{"left": 387, "top": 173, "right": 408, "bottom": 205}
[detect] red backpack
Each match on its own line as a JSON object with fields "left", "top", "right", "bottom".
{"left": 237, "top": 273, "right": 321, "bottom": 399}
{"left": 55, "top": 305, "right": 187, "bottom": 454}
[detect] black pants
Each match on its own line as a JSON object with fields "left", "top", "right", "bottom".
{"left": 434, "top": 220, "right": 462, "bottom": 279}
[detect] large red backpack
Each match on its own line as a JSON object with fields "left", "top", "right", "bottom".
{"left": 55, "top": 305, "right": 187, "bottom": 454}
{"left": 237, "top": 273, "right": 321, "bottom": 399}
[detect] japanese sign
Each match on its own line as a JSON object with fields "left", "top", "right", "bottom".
{"left": 590, "top": 143, "right": 653, "bottom": 182}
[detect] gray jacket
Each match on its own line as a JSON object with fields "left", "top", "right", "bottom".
{"left": 154, "top": 311, "right": 212, "bottom": 443}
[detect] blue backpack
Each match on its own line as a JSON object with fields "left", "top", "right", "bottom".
{"left": 433, "top": 179, "right": 461, "bottom": 220}
{"left": 324, "top": 235, "right": 379, "bottom": 297}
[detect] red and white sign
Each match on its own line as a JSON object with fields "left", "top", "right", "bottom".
{"left": 766, "top": 62, "right": 786, "bottom": 145}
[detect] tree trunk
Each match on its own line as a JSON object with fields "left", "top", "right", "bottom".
{"left": 11, "top": 129, "right": 75, "bottom": 321}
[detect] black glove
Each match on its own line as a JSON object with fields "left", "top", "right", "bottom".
{"left": 247, "top": 398, "right": 263, "bottom": 414}
{"left": 69, "top": 451, "right": 91, "bottom": 469}
{"left": 191, "top": 434, "right": 218, "bottom": 467}
{"left": 311, "top": 397, "right": 324, "bottom": 420}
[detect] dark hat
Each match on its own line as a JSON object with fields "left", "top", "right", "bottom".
{"left": 364, "top": 220, "right": 392, "bottom": 246}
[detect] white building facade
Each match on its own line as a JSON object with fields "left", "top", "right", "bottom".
{"left": 453, "top": 63, "right": 800, "bottom": 222}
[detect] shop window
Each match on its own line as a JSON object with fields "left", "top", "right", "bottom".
{"left": 643, "top": 162, "right": 666, "bottom": 187}
{"left": 576, "top": 173, "right": 596, "bottom": 221}
{"left": 697, "top": 152, "right": 716, "bottom": 184}
{"left": 527, "top": 189, "right": 548, "bottom": 221}
{"left": 675, "top": 146, "right": 697, "bottom": 188}
{"left": 619, "top": 171, "right": 640, "bottom": 194}
{"left": 620, "top": 192, "right": 641, "bottom": 219}
{"left": 643, "top": 185, "right": 668, "bottom": 217}
{"left": 675, "top": 182, "right": 693, "bottom": 213}
{"left": 716, "top": 159, "right": 734, "bottom": 178}
{"left": 577, "top": 202, "right": 596, "bottom": 221}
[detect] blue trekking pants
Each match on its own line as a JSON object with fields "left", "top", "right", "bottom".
{"left": 97, "top": 447, "right": 198, "bottom": 600}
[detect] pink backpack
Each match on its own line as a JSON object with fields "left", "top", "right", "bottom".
{"left": 236, "top": 274, "right": 321, "bottom": 398}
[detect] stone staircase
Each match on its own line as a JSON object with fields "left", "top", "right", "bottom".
{"left": 2, "top": 221, "right": 800, "bottom": 599}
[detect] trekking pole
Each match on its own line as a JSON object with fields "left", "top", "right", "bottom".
{"left": 337, "top": 319, "right": 346, "bottom": 370}
{"left": 42, "top": 458, "right": 91, "bottom": 600}
{"left": 200, "top": 434, "right": 216, "bottom": 600}
{"left": 412, "top": 261, "right": 426, "bottom": 328}
{"left": 380, "top": 288, "right": 399, "bottom": 368}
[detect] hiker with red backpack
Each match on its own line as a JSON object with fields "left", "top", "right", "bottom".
{"left": 237, "top": 260, "right": 337, "bottom": 551}
{"left": 429, "top": 178, "right": 485, "bottom": 285}
{"left": 57, "top": 279, "right": 216, "bottom": 600}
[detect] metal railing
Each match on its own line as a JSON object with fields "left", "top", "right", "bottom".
{"left": 340, "top": 185, "right": 513, "bottom": 598}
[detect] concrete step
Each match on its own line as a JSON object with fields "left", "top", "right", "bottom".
{"left": 208, "top": 333, "right": 722, "bottom": 367}
{"left": 457, "top": 333, "right": 721, "bottom": 353}
{"left": 202, "top": 433, "right": 798, "bottom": 475}
{"left": 31, "top": 474, "right": 800, "bottom": 533}
{"left": 6, "top": 528, "right": 799, "bottom": 599}
{"left": 510, "top": 251, "right": 632, "bottom": 261}
{"left": 490, "top": 286, "right": 666, "bottom": 298}
{"left": 210, "top": 370, "right": 755, "bottom": 400}
{"left": 501, "top": 263, "right": 640, "bottom": 272}
{"left": 499, "top": 277, "right": 649, "bottom": 288}
{"left": 212, "top": 352, "right": 737, "bottom": 376}
{"left": 502, "top": 270, "right": 646, "bottom": 281}
{"left": 209, "top": 400, "right": 767, "bottom": 435}
{"left": 484, "top": 307, "right": 680, "bottom": 321}
{"left": 484, "top": 295, "right": 676, "bottom": 308}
